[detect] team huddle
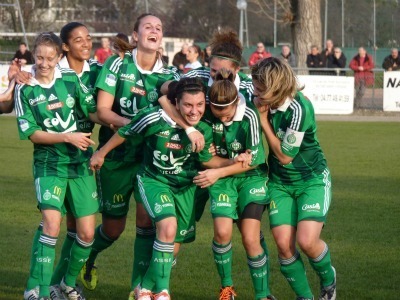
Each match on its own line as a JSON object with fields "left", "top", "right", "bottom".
{"left": 12, "top": 13, "right": 336, "bottom": 300}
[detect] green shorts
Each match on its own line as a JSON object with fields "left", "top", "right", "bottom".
{"left": 34, "top": 176, "right": 99, "bottom": 218}
{"left": 137, "top": 175, "right": 197, "bottom": 243}
{"left": 267, "top": 168, "right": 332, "bottom": 227}
{"left": 97, "top": 159, "right": 140, "bottom": 218}
{"left": 209, "top": 176, "right": 269, "bottom": 220}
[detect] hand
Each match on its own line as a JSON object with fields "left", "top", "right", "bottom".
{"left": 14, "top": 67, "right": 32, "bottom": 84}
{"left": 188, "top": 130, "right": 205, "bottom": 153}
{"left": 8, "top": 59, "right": 21, "bottom": 81}
{"left": 234, "top": 149, "right": 252, "bottom": 168}
{"left": 358, "top": 66, "right": 364, "bottom": 71}
{"left": 208, "top": 143, "right": 216, "bottom": 156}
{"left": 193, "top": 169, "right": 221, "bottom": 188}
{"left": 66, "top": 132, "right": 95, "bottom": 151}
{"left": 90, "top": 151, "right": 105, "bottom": 171}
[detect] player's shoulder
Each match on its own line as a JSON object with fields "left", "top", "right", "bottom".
{"left": 184, "top": 67, "right": 210, "bottom": 79}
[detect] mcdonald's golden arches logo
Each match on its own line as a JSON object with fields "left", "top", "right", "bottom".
{"left": 53, "top": 186, "right": 62, "bottom": 197}
{"left": 218, "top": 194, "right": 230, "bottom": 202}
{"left": 113, "top": 194, "right": 124, "bottom": 203}
{"left": 160, "top": 194, "right": 171, "bottom": 203}
{"left": 269, "top": 200, "right": 277, "bottom": 209}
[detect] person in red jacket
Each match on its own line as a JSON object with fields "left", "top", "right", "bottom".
{"left": 248, "top": 42, "right": 271, "bottom": 66}
{"left": 349, "top": 47, "right": 375, "bottom": 109}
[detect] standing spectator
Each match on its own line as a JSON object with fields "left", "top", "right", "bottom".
{"left": 94, "top": 37, "right": 113, "bottom": 64}
{"left": 306, "top": 45, "right": 324, "bottom": 74}
{"left": 326, "top": 47, "right": 347, "bottom": 76}
{"left": 183, "top": 44, "right": 203, "bottom": 73}
{"left": 172, "top": 43, "right": 189, "bottom": 73}
{"left": 349, "top": 47, "right": 375, "bottom": 108}
{"left": 12, "top": 42, "right": 34, "bottom": 65}
{"left": 382, "top": 48, "right": 400, "bottom": 71}
{"left": 248, "top": 42, "right": 272, "bottom": 67}
{"left": 279, "top": 44, "right": 296, "bottom": 68}
{"left": 322, "top": 39, "right": 334, "bottom": 67}
{"left": 203, "top": 45, "right": 212, "bottom": 67}
{"left": 158, "top": 46, "right": 169, "bottom": 66}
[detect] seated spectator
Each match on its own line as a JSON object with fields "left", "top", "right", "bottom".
{"left": 113, "top": 33, "right": 129, "bottom": 58}
{"left": 183, "top": 44, "right": 203, "bottom": 73}
{"left": 306, "top": 45, "right": 324, "bottom": 74}
{"left": 382, "top": 48, "right": 400, "bottom": 71}
{"left": 94, "top": 37, "right": 113, "bottom": 63}
{"left": 172, "top": 43, "right": 189, "bottom": 73}
{"left": 322, "top": 39, "right": 334, "bottom": 67}
{"left": 248, "top": 42, "right": 272, "bottom": 66}
{"left": 327, "top": 47, "right": 347, "bottom": 75}
{"left": 12, "top": 42, "right": 34, "bottom": 65}
{"left": 349, "top": 47, "right": 375, "bottom": 109}
{"left": 158, "top": 46, "right": 169, "bottom": 67}
{"left": 279, "top": 45, "right": 296, "bottom": 68}
{"left": 203, "top": 45, "right": 212, "bottom": 67}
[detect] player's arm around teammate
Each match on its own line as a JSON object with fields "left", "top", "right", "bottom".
{"left": 252, "top": 57, "right": 336, "bottom": 300}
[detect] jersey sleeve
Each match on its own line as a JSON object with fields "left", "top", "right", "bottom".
{"left": 244, "top": 105, "right": 266, "bottom": 166}
{"left": 118, "top": 108, "right": 163, "bottom": 139}
{"left": 14, "top": 84, "right": 41, "bottom": 140}
{"left": 196, "top": 122, "right": 213, "bottom": 163}
{"left": 94, "top": 55, "right": 122, "bottom": 96}
{"left": 281, "top": 99, "right": 312, "bottom": 158}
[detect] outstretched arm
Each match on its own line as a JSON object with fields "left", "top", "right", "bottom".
{"left": 89, "top": 133, "right": 126, "bottom": 170}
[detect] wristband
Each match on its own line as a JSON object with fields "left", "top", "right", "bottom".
{"left": 185, "top": 127, "right": 198, "bottom": 135}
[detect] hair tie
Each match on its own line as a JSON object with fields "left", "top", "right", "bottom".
{"left": 210, "top": 96, "right": 238, "bottom": 107}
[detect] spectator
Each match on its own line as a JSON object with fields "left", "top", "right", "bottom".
{"left": 94, "top": 37, "right": 112, "bottom": 63}
{"left": 158, "top": 46, "right": 169, "bottom": 66}
{"left": 113, "top": 33, "right": 129, "bottom": 58}
{"left": 248, "top": 42, "right": 272, "bottom": 66}
{"left": 322, "top": 39, "right": 334, "bottom": 67}
{"left": 183, "top": 44, "right": 203, "bottom": 73}
{"left": 172, "top": 43, "right": 189, "bottom": 73}
{"left": 279, "top": 44, "right": 296, "bottom": 68}
{"left": 12, "top": 42, "right": 34, "bottom": 65}
{"left": 349, "top": 47, "right": 375, "bottom": 109}
{"left": 306, "top": 45, "right": 324, "bottom": 74}
{"left": 382, "top": 48, "right": 400, "bottom": 71}
{"left": 326, "top": 47, "right": 347, "bottom": 76}
{"left": 203, "top": 45, "right": 212, "bottom": 67}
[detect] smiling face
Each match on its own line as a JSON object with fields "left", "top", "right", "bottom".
{"left": 132, "top": 15, "right": 163, "bottom": 52}
{"left": 34, "top": 44, "right": 62, "bottom": 81}
{"left": 63, "top": 26, "right": 92, "bottom": 62}
{"left": 176, "top": 92, "right": 205, "bottom": 126}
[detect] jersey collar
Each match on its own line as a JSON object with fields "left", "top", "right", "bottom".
{"left": 58, "top": 56, "right": 90, "bottom": 78}
{"left": 270, "top": 97, "right": 292, "bottom": 114}
{"left": 29, "top": 66, "right": 62, "bottom": 88}
{"left": 132, "top": 48, "right": 164, "bottom": 74}
{"left": 207, "top": 73, "right": 241, "bottom": 92}
{"left": 223, "top": 93, "right": 246, "bottom": 126}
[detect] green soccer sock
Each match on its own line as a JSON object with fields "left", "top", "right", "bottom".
{"left": 26, "top": 222, "right": 43, "bottom": 290}
{"left": 279, "top": 251, "right": 313, "bottom": 299}
{"left": 50, "top": 229, "right": 76, "bottom": 285}
{"left": 260, "top": 231, "right": 270, "bottom": 277}
{"left": 87, "top": 225, "right": 114, "bottom": 265}
{"left": 248, "top": 252, "right": 271, "bottom": 299}
{"left": 141, "top": 239, "right": 174, "bottom": 293}
{"left": 131, "top": 226, "right": 156, "bottom": 290}
{"left": 308, "top": 242, "right": 335, "bottom": 287}
{"left": 64, "top": 236, "right": 93, "bottom": 287}
{"left": 212, "top": 240, "right": 233, "bottom": 287}
{"left": 37, "top": 234, "right": 57, "bottom": 298}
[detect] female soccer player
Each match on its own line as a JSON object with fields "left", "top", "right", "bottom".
{"left": 193, "top": 69, "right": 274, "bottom": 300}
{"left": 251, "top": 57, "right": 336, "bottom": 300}
{"left": 80, "top": 14, "right": 205, "bottom": 299}
{"left": 89, "top": 77, "right": 250, "bottom": 300}
{"left": 15, "top": 32, "right": 98, "bottom": 300}
{"left": 183, "top": 44, "right": 203, "bottom": 73}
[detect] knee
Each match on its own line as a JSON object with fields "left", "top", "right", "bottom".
{"left": 297, "top": 235, "right": 317, "bottom": 255}
{"left": 242, "top": 234, "right": 261, "bottom": 254}
{"left": 214, "top": 227, "right": 232, "bottom": 245}
{"left": 158, "top": 219, "right": 177, "bottom": 242}
{"left": 136, "top": 205, "right": 152, "bottom": 227}
{"left": 275, "top": 236, "right": 296, "bottom": 258}
{"left": 77, "top": 228, "right": 95, "bottom": 243}
{"left": 101, "top": 218, "right": 127, "bottom": 240}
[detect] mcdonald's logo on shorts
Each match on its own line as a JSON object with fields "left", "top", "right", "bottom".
{"left": 269, "top": 200, "right": 277, "bottom": 209}
{"left": 160, "top": 194, "right": 171, "bottom": 203}
{"left": 218, "top": 194, "right": 230, "bottom": 202}
{"left": 53, "top": 186, "right": 62, "bottom": 197}
{"left": 113, "top": 194, "right": 124, "bottom": 203}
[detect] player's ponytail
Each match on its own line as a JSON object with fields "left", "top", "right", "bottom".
{"left": 209, "top": 69, "right": 238, "bottom": 109}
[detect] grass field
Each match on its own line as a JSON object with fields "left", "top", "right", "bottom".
{"left": 0, "top": 116, "right": 399, "bottom": 300}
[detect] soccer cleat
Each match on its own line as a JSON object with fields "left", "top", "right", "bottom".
{"left": 50, "top": 285, "right": 66, "bottom": 300}
{"left": 219, "top": 286, "right": 237, "bottom": 300}
{"left": 24, "top": 287, "right": 39, "bottom": 300}
{"left": 319, "top": 267, "right": 336, "bottom": 300}
{"left": 296, "top": 297, "right": 314, "bottom": 300}
{"left": 79, "top": 261, "right": 98, "bottom": 291}
{"left": 39, "top": 297, "right": 51, "bottom": 300}
{"left": 137, "top": 288, "right": 153, "bottom": 300}
{"left": 60, "top": 278, "right": 85, "bottom": 300}
{"left": 267, "top": 295, "right": 277, "bottom": 300}
{"left": 154, "top": 289, "right": 170, "bottom": 300}
{"left": 128, "top": 284, "right": 141, "bottom": 300}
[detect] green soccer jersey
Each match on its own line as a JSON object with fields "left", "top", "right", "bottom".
{"left": 95, "top": 49, "right": 180, "bottom": 161}
{"left": 118, "top": 107, "right": 213, "bottom": 189}
{"left": 59, "top": 57, "right": 102, "bottom": 133}
{"left": 203, "top": 94, "right": 268, "bottom": 178}
{"left": 183, "top": 67, "right": 254, "bottom": 101}
{"left": 14, "top": 66, "right": 97, "bottom": 179}
{"left": 267, "top": 91, "right": 328, "bottom": 184}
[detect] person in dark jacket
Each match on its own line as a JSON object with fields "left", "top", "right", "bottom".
{"left": 327, "top": 47, "right": 347, "bottom": 76}
{"left": 306, "top": 45, "right": 324, "bottom": 75}
{"left": 12, "top": 42, "right": 34, "bottom": 65}
{"left": 382, "top": 48, "right": 400, "bottom": 71}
